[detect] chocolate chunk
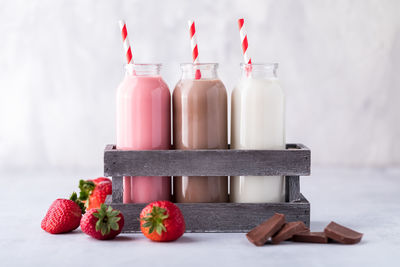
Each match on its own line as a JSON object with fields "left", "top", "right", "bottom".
{"left": 271, "top": 221, "right": 309, "bottom": 244}
{"left": 292, "top": 232, "right": 328, "bottom": 243}
{"left": 324, "top": 221, "right": 363, "bottom": 244}
{"left": 246, "top": 213, "right": 285, "bottom": 246}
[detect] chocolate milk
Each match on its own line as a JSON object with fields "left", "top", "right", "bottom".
{"left": 173, "top": 79, "right": 228, "bottom": 203}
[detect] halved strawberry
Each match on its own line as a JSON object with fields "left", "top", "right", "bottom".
{"left": 78, "top": 177, "right": 112, "bottom": 210}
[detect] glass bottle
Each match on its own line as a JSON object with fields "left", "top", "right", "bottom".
{"left": 173, "top": 63, "right": 228, "bottom": 203}
{"left": 230, "top": 63, "right": 285, "bottom": 203}
{"left": 116, "top": 64, "right": 171, "bottom": 203}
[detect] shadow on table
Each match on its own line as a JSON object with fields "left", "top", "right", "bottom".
{"left": 108, "top": 234, "right": 196, "bottom": 243}
{"left": 51, "top": 230, "right": 82, "bottom": 235}
{"left": 112, "top": 235, "right": 135, "bottom": 242}
{"left": 175, "top": 236, "right": 195, "bottom": 243}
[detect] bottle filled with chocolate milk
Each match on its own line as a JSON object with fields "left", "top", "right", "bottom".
{"left": 173, "top": 63, "right": 228, "bottom": 203}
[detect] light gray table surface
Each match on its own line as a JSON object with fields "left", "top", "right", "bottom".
{"left": 0, "top": 167, "right": 399, "bottom": 266}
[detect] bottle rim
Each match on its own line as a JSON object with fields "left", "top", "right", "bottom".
{"left": 240, "top": 63, "right": 278, "bottom": 68}
{"left": 125, "top": 63, "right": 162, "bottom": 66}
{"left": 124, "top": 64, "right": 162, "bottom": 76}
{"left": 180, "top": 63, "right": 219, "bottom": 67}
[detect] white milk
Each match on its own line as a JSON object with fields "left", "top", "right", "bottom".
{"left": 230, "top": 64, "right": 285, "bottom": 203}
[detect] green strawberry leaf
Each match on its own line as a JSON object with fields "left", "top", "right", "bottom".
{"left": 149, "top": 225, "right": 155, "bottom": 234}
{"left": 110, "top": 222, "right": 119, "bottom": 231}
{"left": 78, "top": 180, "right": 95, "bottom": 201}
{"left": 70, "top": 192, "right": 86, "bottom": 214}
{"left": 141, "top": 205, "right": 168, "bottom": 236}
{"left": 93, "top": 204, "right": 122, "bottom": 236}
{"left": 142, "top": 222, "right": 152, "bottom": 228}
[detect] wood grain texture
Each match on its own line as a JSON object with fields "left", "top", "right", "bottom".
{"left": 105, "top": 143, "right": 311, "bottom": 232}
{"left": 112, "top": 176, "right": 123, "bottom": 203}
{"left": 105, "top": 194, "right": 310, "bottom": 233}
{"left": 104, "top": 144, "right": 311, "bottom": 177}
{"left": 286, "top": 176, "right": 301, "bottom": 202}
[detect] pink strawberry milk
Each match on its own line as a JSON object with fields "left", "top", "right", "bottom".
{"left": 116, "top": 64, "right": 171, "bottom": 203}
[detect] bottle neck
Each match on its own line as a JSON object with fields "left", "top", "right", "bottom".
{"left": 125, "top": 64, "right": 161, "bottom": 76}
{"left": 180, "top": 63, "right": 219, "bottom": 80}
{"left": 241, "top": 63, "right": 278, "bottom": 79}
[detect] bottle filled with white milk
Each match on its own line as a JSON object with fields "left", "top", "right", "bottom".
{"left": 230, "top": 63, "right": 285, "bottom": 203}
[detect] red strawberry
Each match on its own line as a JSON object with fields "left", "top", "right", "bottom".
{"left": 92, "top": 177, "right": 111, "bottom": 185}
{"left": 80, "top": 204, "right": 124, "bottom": 240}
{"left": 78, "top": 177, "right": 112, "bottom": 210}
{"left": 140, "top": 201, "right": 185, "bottom": 242}
{"left": 41, "top": 192, "right": 84, "bottom": 234}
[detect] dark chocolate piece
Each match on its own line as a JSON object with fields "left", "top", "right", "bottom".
{"left": 292, "top": 231, "right": 328, "bottom": 243}
{"left": 324, "top": 221, "right": 363, "bottom": 244}
{"left": 271, "top": 221, "right": 309, "bottom": 244}
{"left": 246, "top": 213, "right": 285, "bottom": 246}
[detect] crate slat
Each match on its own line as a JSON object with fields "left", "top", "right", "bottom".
{"left": 104, "top": 144, "right": 310, "bottom": 177}
{"left": 106, "top": 195, "right": 310, "bottom": 233}
{"left": 285, "top": 176, "right": 301, "bottom": 202}
{"left": 112, "top": 176, "right": 123, "bottom": 203}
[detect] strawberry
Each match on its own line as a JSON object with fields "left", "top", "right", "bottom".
{"left": 80, "top": 204, "right": 124, "bottom": 240}
{"left": 41, "top": 192, "right": 84, "bottom": 234}
{"left": 78, "top": 177, "right": 112, "bottom": 210}
{"left": 140, "top": 201, "right": 185, "bottom": 242}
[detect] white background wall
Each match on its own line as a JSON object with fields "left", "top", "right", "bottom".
{"left": 0, "top": 0, "right": 399, "bottom": 173}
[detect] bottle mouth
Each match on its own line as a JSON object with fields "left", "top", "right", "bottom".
{"left": 180, "top": 63, "right": 219, "bottom": 70}
{"left": 180, "top": 63, "right": 219, "bottom": 72}
{"left": 240, "top": 63, "right": 278, "bottom": 68}
{"left": 125, "top": 63, "right": 162, "bottom": 66}
{"left": 179, "top": 63, "right": 219, "bottom": 80}
{"left": 240, "top": 63, "right": 278, "bottom": 78}
{"left": 125, "top": 64, "right": 162, "bottom": 75}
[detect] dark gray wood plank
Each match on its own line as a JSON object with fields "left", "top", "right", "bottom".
{"left": 106, "top": 194, "right": 310, "bottom": 233}
{"left": 285, "top": 176, "right": 301, "bottom": 202}
{"left": 112, "top": 176, "right": 123, "bottom": 203}
{"left": 105, "top": 144, "right": 114, "bottom": 151}
{"left": 104, "top": 144, "right": 310, "bottom": 177}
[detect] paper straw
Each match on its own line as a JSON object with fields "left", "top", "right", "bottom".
{"left": 238, "top": 18, "right": 252, "bottom": 65}
{"left": 119, "top": 20, "right": 133, "bottom": 64}
{"left": 188, "top": 20, "right": 201, "bottom": 79}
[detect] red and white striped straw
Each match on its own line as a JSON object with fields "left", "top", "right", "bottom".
{"left": 119, "top": 20, "right": 133, "bottom": 64}
{"left": 188, "top": 20, "right": 201, "bottom": 79}
{"left": 238, "top": 18, "right": 252, "bottom": 65}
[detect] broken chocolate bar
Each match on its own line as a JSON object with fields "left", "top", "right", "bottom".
{"left": 271, "top": 221, "right": 309, "bottom": 244}
{"left": 324, "top": 221, "right": 363, "bottom": 244}
{"left": 292, "top": 232, "right": 328, "bottom": 243}
{"left": 246, "top": 213, "right": 285, "bottom": 246}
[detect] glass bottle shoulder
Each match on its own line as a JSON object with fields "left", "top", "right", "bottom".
{"left": 173, "top": 78, "right": 227, "bottom": 96}
{"left": 234, "top": 76, "right": 281, "bottom": 91}
{"left": 118, "top": 75, "right": 170, "bottom": 93}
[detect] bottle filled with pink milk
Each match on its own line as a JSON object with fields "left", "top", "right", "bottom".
{"left": 116, "top": 64, "right": 171, "bottom": 203}
{"left": 230, "top": 63, "right": 286, "bottom": 203}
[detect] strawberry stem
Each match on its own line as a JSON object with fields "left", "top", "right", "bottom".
{"left": 141, "top": 206, "right": 169, "bottom": 235}
{"left": 70, "top": 192, "right": 86, "bottom": 214}
{"left": 78, "top": 180, "right": 95, "bottom": 201}
{"left": 93, "top": 204, "right": 121, "bottom": 236}
{"left": 78, "top": 179, "right": 95, "bottom": 209}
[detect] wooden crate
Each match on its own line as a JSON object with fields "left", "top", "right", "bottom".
{"left": 104, "top": 143, "right": 311, "bottom": 233}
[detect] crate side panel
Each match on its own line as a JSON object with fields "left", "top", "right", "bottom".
{"left": 110, "top": 196, "right": 310, "bottom": 233}
{"left": 104, "top": 148, "right": 310, "bottom": 177}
